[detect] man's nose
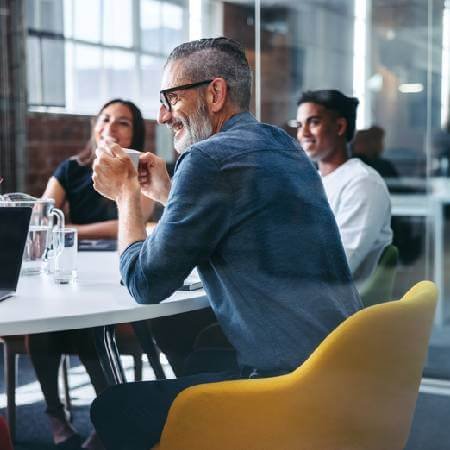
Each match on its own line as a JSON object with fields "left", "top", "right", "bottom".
{"left": 301, "top": 123, "right": 311, "bottom": 137}
{"left": 157, "top": 103, "right": 171, "bottom": 124}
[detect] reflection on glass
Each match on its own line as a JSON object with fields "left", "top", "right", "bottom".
{"left": 369, "top": 1, "right": 440, "bottom": 178}
{"left": 245, "top": 0, "right": 449, "bottom": 317}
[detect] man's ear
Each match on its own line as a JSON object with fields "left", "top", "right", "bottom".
{"left": 336, "top": 117, "right": 348, "bottom": 138}
{"left": 207, "top": 78, "right": 228, "bottom": 113}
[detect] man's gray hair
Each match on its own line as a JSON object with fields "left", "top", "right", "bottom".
{"left": 166, "top": 37, "right": 252, "bottom": 111}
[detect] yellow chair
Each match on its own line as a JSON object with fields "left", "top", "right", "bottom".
{"left": 154, "top": 281, "right": 437, "bottom": 450}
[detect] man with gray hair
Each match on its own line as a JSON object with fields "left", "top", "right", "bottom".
{"left": 91, "top": 37, "right": 361, "bottom": 449}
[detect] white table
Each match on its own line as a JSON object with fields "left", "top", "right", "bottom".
{"left": 0, "top": 251, "right": 209, "bottom": 383}
{"left": 0, "top": 251, "right": 209, "bottom": 335}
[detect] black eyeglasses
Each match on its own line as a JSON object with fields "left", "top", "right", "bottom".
{"left": 160, "top": 79, "right": 213, "bottom": 112}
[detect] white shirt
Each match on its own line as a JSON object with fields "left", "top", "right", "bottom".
{"left": 321, "top": 158, "right": 393, "bottom": 287}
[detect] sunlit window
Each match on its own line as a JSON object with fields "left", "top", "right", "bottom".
{"left": 141, "top": 54, "right": 165, "bottom": 118}
{"left": 72, "top": 0, "right": 101, "bottom": 42}
{"left": 103, "top": 0, "right": 133, "bottom": 47}
{"left": 27, "top": 0, "right": 188, "bottom": 116}
{"left": 70, "top": 44, "right": 103, "bottom": 112}
{"left": 104, "top": 50, "right": 136, "bottom": 99}
{"left": 26, "top": 0, "right": 65, "bottom": 107}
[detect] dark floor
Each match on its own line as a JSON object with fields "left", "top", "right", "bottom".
{"left": 0, "top": 354, "right": 98, "bottom": 450}
{"left": 2, "top": 333, "right": 450, "bottom": 450}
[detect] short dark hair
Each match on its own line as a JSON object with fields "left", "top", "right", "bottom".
{"left": 166, "top": 37, "right": 252, "bottom": 111}
{"left": 297, "top": 90, "right": 359, "bottom": 142}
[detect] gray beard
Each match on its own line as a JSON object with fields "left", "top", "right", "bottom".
{"left": 173, "top": 101, "right": 213, "bottom": 154}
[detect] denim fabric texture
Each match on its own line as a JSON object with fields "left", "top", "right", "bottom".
{"left": 120, "top": 112, "right": 362, "bottom": 373}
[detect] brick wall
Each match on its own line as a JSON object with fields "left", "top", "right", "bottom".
{"left": 223, "top": 2, "right": 294, "bottom": 129}
{"left": 26, "top": 112, "right": 157, "bottom": 197}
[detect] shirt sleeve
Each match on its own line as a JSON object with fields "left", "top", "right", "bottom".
{"left": 52, "top": 159, "right": 71, "bottom": 191}
{"left": 334, "top": 175, "right": 391, "bottom": 274}
{"left": 120, "top": 149, "right": 233, "bottom": 304}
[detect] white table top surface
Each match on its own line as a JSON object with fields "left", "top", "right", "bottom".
{"left": 0, "top": 251, "right": 209, "bottom": 336}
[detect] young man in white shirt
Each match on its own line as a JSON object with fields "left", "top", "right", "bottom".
{"left": 296, "top": 89, "right": 392, "bottom": 288}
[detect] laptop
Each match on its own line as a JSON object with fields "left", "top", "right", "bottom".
{"left": 0, "top": 207, "right": 32, "bottom": 301}
{"left": 178, "top": 267, "right": 203, "bottom": 291}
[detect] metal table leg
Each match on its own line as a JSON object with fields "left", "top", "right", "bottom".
{"left": 132, "top": 320, "right": 166, "bottom": 380}
{"left": 94, "top": 325, "right": 126, "bottom": 385}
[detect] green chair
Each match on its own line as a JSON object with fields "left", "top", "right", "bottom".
{"left": 358, "top": 244, "right": 399, "bottom": 307}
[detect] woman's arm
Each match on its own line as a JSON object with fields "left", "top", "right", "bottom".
{"left": 68, "top": 193, "right": 155, "bottom": 240}
{"left": 71, "top": 220, "right": 118, "bottom": 239}
{"left": 43, "top": 176, "right": 118, "bottom": 239}
{"left": 42, "top": 176, "right": 67, "bottom": 209}
{"left": 43, "top": 176, "right": 155, "bottom": 240}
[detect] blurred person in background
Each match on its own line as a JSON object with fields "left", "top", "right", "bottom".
{"left": 353, "top": 125, "right": 422, "bottom": 265}
{"left": 297, "top": 89, "right": 392, "bottom": 288}
{"left": 352, "top": 125, "right": 399, "bottom": 178}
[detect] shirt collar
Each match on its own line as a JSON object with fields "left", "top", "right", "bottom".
{"left": 174, "top": 111, "right": 257, "bottom": 172}
{"left": 221, "top": 111, "right": 257, "bottom": 132}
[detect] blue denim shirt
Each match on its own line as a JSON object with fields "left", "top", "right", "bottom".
{"left": 120, "top": 112, "right": 362, "bottom": 372}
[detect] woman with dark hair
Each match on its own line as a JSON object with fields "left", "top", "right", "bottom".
{"left": 27, "top": 99, "right": 154, "bottom": 450}
{"left": 41, "top": 98, "right": 152, "bottom": 238}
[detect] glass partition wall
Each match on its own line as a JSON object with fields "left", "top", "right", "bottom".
{"left": 218, "top": 0, "right": 450, "bottom": 328}
{"left": 22, "top": 0, "right": 450, "bottom": 326}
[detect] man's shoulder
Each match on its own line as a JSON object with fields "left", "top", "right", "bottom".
{"left": 325, "top": 158, "right": 389, "bottom": 195}
{"left": 342, "top": 158, "right": 387, "bottom": 183}
{"left": 337, "top": 159, "right": 390, "bottom": 201}
{"left": 189, "top": 117, "right": 300, "bottom": 164}
{"left": 54, "top": 157, "right": 83, "bottom": 178}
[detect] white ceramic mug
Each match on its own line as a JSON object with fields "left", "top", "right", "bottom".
{"left": 123, "top": 148, "right": 141, "bottom": 170}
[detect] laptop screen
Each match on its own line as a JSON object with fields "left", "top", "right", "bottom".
{"left": 0, "top": 207, "right": 32, "bottom": 291}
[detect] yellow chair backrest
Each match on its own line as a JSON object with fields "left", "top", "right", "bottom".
{"left": 156, "top": 281, "right": 437, "bottom": 450}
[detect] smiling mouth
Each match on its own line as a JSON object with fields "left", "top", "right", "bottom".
{"left": 171, "top": 122, "right": 184, "bottom": 137}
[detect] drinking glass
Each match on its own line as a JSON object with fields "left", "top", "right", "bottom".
{"left": 53, "top": 228, "right": 78, "bottom": 284}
